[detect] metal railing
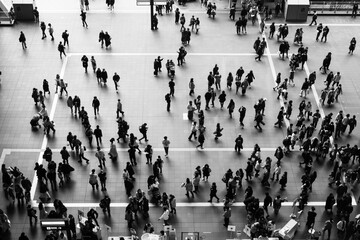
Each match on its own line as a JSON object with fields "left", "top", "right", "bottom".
{"left": 309, "top": 1, "right": 358, "bottom": 13}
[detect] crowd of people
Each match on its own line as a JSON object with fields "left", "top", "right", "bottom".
{"left": 2, "top": 0, "right": 360, "bottom": 240}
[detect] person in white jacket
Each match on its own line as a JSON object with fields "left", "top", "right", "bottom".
{"left": 158, "top": 207, "right": 170, "bottom": 225}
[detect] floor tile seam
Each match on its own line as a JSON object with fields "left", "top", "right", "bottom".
{"left": 29, "top": 58, "right": 69, "bottom": 201}
{"left": 1, "top": 147, "right": 298, "bottom": 152}
{"left": 66, "top": 53, "right": 280, "bottom": 56}
{"left": 257, "top": 13, "right": 290, "bottom": 128}
{"left": 35, "top": 201, "right": 355, "bottom": 208}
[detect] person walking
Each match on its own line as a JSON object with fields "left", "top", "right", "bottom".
{"left": 213, "top": 123, "right": 223, "bottom": 140}
{"left": 95, "top": 147, "right": 106, "bottom": 169}
{"left": 78, "top": 143, "right": 89, "bottom": 163}
{"left": 188, "top": 121, "right": 197, "bottom": 141}
{"left": 19, "top": 31, "right": 27, "bottom": 49}
{"left": 196, "top": 131, "right": 205, "bottom": 149}
{"left": 80, "top": 10, "right": 88, "bottom": 28}
{"left": 322, "top": 218, "right": 334, "bottom": 240}
{"left": 139, "top": 123, "right": 149, "bottom": 142}
{"left": 113, "top": 72, "right": 120, "bottom": 92}
{"left": 183, "top": 178, "right": 194, "bottom": 197}
{"left": 116, "top": 99, "right": 124, "bottom": 118}
{"left": 48, "top": 23, "right": 54, "bottom": 41}
{"left": 309, "top": 11, "right": 317, "bottom": 26}
{"left": 92, "top": 96, "right": 100, "bottom": 118}
{"left": 158, "top": 207, "right": 170, "bottom": 225}
{"left": 227, "top": 99, "right": 235, "bottom": 117}
{"left": 208, "top": 182, "right": 220, "bottom": 203}
{"left": 162, "top": 136, "right": 170, "bottom": 157}
{"left": 58, "top": 42, "right": 66, "bottom": 59}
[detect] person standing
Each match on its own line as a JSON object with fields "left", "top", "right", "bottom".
{"left": 81, "top": 55, "right": 89, "bottom": 73}
{"left": 306, "top": 207, "right": 317, "bottom": 229}
{"left": 321, "top": 26, "right": 329, "bottom": 42}
{"left": 108, "top": 138, "right": 118, "bottom": 161}
{"left": 91, "top": 56, "right": 97, "bottom": 73}
{"left": 33, "top": 7, "right": 39, "bottom": 22}
{"left": 234, "top": 134, "right": 243, "bottom": 153}
{"left": 40, "top": 22, "right": 47, "bottom": 39}
{"left": 19, "top": 232, "right": 30, "bottom": 240}
{"left": 239, "top": 106, "right": 246, "bottom": 128}
{"left": 352, "top": 2, "right": 358, "bottom": 17}
{"left": 208, "top": 182, "right": 220, "bottom": 203}
{"left": 48, "top": 23, "right": 54, "bottom": 41}
{"left": 315, "top": 23, "right": 323, "bottom": 41}
{"left": 19, "top": 31, "right": 27, "bottom": 49}
{"left": 168, "top": 78, "right": 175, "bottom": 97}
{"left": 349, "top": 37, "right": 356, "bottom": 54}
{"left": 80, "top": 10, "right": 88, "bottom": 28}
{"left": 218, "top": 91, "right": 226, "bottom": 108}
{"left": 58, "top": 42, "right": 66, "bottom": 59}
{"left": 273, "top": 195, "right": 286, "bottom": 215}
{"left": 89, "top": 169, "right": 99, "bottom": 190}
{"left": 95, "top": 147, "right": 106, "bottom": 169}
{"left": 223, "top": 208, "right": 231, "bottom": 227}
{"left": 27, "top": 204, "right": 38, "bottom": 225}
{"left": 113, "top": 72, "right": 120, "bottom": 92}
{"left": 94, "top": 125, "right": 103, "bottom": 147}
{"left": 101, "top": 69, "right": 108, "bottom": 84}
{"left": 189, "top": 78, "right": 195, "bottom": 96}
{"left": 162, "top": 136, "right": 170, "bottom": 157}
{"left": 62, "top": 30, "right": 69, "bottom": 47}
{"left": 263, "top": 192, "right": 273, "bottom": 217}
{"left": 165, "top": 93, "right": 171, "bottom": 112}
{"left": 348, "top": 115, "right": 357, "bottom": 134}
{"left": 92, "top": 96, "right": 100, "bottom": 118}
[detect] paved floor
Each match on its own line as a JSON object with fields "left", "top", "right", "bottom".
{"left": 0, "top": 0, "right": 360, "bottom": 239}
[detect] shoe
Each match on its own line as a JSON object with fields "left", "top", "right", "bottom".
{"left": 208, "top": 200, "right": 212, "bottom": 203}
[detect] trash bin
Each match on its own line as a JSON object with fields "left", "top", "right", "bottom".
{"left": 285, "top": 0, "right": 309, "bottom": 22}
